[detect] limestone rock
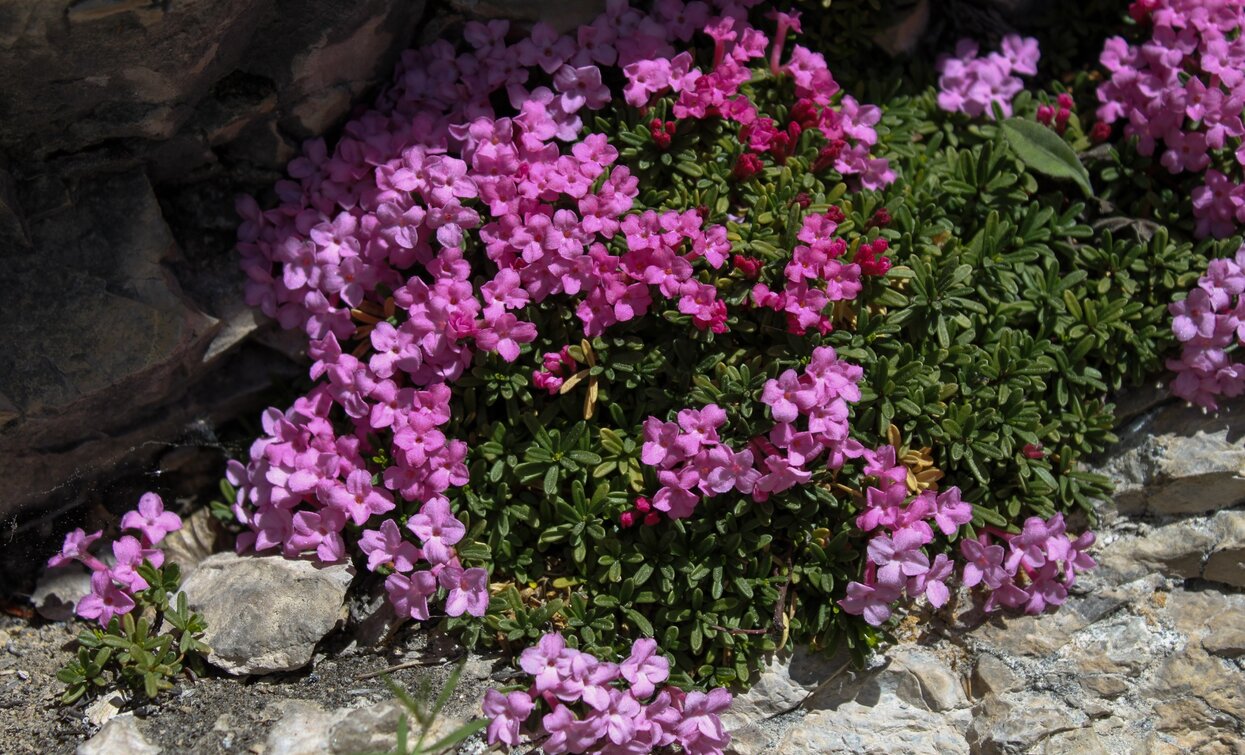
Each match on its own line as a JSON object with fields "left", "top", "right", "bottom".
{"left": 77, "top": 714, "right": 160, "bottom": 755}
{"left": 721, "top": 648, "right": 849, "bottom": 734}
{"left": 1095, "top": 519, "right": 1217, "bottom": 582}
{"left": 967, "top": 692, "right": 1087, "bottom": 754}
{"left": 180, "top": 552, "right": 354, "bottom": 675}
{"left": 782, "top": 701, "right": 970, "bottom": 754}
{"left": 1095, "top": 397, "right": 1245, "bottom": 515}
{"left": 1203, "top": 510, "right": 1245, "bottom": 588}
{"left": 31, "top": 565, "right": 93, "bottom": 621}
{"left": 971, "top": 654, "right": 1019, "bottom": 698}
{"left": 264, "top": 700, "right": 337, "bottom": 755}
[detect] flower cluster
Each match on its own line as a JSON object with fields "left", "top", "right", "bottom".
{"left": 1166, "top": 247, "right": 1245, "bottom": 409}
{"left": 838, "top": 447, "right": 971, "bottom": 625}
{"left": 960, "top": 514, "right": 1096, "bottom": 614}
{"left": 936, "top": 35, "right": 1041, "bottom": 119}
{"left": 483, "top": 633, "right": 732, "bottom": 754}
{"left": 641, "top": 346, "right": 863, "bottom": 519}
{"left": 47, "top": 493, "right": 182, "bottom": 626}
{"left": 750, "top": 210, "right": 885, "bottom": 335}
{"left": 228, "top": 0, "right": 895, "bottom": 622}
{"left": 1096, "top": 0, "right": 1245, "bottom": 238}
{"left": 840, "top": 443, "right": 1097, "bottom": 624}
{"left": 1036, "top": 93, "right": 1076, "bottom": 135}
{"left": 534, "top": 346, "right": 580, "bottom": 395}
{"left": 225, "top": 377, "right": 485, "bottom": 619}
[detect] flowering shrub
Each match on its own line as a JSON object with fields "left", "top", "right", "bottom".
{"left": 214, "top": 0, "right": 1223, "bottom": 696}
{"left": 483, "top": 633, "right": 731, "bottom": 753}
{"left": 1096, "top": 0, "right": 1245, "bottom": 238}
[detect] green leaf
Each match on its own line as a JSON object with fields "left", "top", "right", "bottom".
{"left": 1000, "top": 118, "right": 1092, "bottom": 197}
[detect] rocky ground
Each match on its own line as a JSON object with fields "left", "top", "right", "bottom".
{"left": 3, "top": 388, "right": 1244, "bottom": 754}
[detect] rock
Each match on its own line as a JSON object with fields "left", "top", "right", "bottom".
{"left": 1203, "top": 510, "right": 1245, "bottom": 588}
{"left": 31, "top": 565, "right": 93, "bottom": 621}
{"left": 447, "top": 0, "right": 606, "bottom": 32}
{"left": 967, "top": 692, "right": 1087, "bottom": 754}
{"left": 0, "top": 1, "right": 426, "bottom": 163}
{"left": 1037, "top": 728, "right": 1109, "bottom": 754}
{"left": 327, "top": 700, "right": 408, "bottom": 753}
{"left": 0, "top": 168, "right": 218, "bottom": 517}
{"left": 0, "top": 0, "right": 427, "bottom": 519}
{"left": 1095, "top": 397, "right": 1245, "bottom": 515}
{"left": 970, "top": 654, "right": 1019, "bottom": 698}
{"left": 263, "top": 696, "right": 475, "bottom": 755}
{"left": 972, "top": 604, "right": 1089, "bottom": 657}
{"left": 1095, "top": 519, "right": 1217, "bottom": 582}
{"left": 180, "top": 552, "right": 354, "bottom": 675}
{"left": 721, "top": 648, "right": 849, "bottom": 734}
{"left": 1060, "top": 614, "right": 1173, "bottom": 676}
{"left": 77, "top": 714, "right": 160, "bottom": 755}
{"left": 889, "top": 649, "right": 967, "bottom": 713}
{"left": 264, "top": 700, "right": 337, "bottom": 755}
{"left": 782, "top": 700, "right": 970, "bottom": 754}
{"left": 85, "top": 692, "right": 126, "bottom": 728}
{"left": 157, "top": 506, "right": 224, "bottom": 574}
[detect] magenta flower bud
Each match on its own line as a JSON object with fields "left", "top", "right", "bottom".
{"left": 643, "top": 512, "right": 662, "bottom": 527}
{"left": 634, "top": 496, "right": 652, "bottom": 514}
{"left": 620, "top": 511, "right": 636, "bottom": 528}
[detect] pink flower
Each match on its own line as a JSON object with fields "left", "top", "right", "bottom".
{"left": 324, "top": 470, "right": 396, "bottom": 526}
{"left": 359, "top": 518, "right": 421, "bottom": 572}
{"left": 385, "top": 570, "right": 438, "bottom": 620}
{"left": 77, "top": 570, "right": 136, "bottom": 627}
{"left": 439, "top": 565, "right": 490, "bottom": 617}
{"left": 47, "top": 528, "right": 104, "bottom": 570}
{"left": 475, "top": 312, "right": 538, "bottom": 362}
{"left": 288, "top": 508, "right": 348, "bottom": 562}
{"left": 961, "top": 538, "right": 1008, "bottom": 589}
{"left": 482, "top": 689, "right": 534, "bottom": 747}
{"left": 120, "top": 492, "right": 182, "bottom": 546}
{"left": 620, "top": 638, "right": 669, "bottom": 698}
{"left": 407, "top": 498, "right": 467, "bottom": 564}
{"left": 108, "top": 536, "right": 152, "bottom": 592}
{"left": 520, "top": 632, "right": 569, "bottom": 693}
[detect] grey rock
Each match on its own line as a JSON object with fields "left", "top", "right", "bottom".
{"left": 782, "top": 701, "right": 970, "bottom": 754}
{"left": 84, "top": 692, "right": 127, "bottom": 728}
{"left": 1203, "top": 510, "right": 1245, "bottom": 588}
{"left": 967, "top": 692, "right": 1087, "bottom": 755}
{"left": 971, "top": 654, "right": 1019, "bottom": 698}
{"left": 264, "top": 700, "right": 337, "bottom": 755}
{"left": 1037, "top": 728, "right": 1110, "bottom": 755}
{"left": 0, "top": 0, "right": 427, "bottom": 518}
{"left": 32, "top": 565, "right": 93, "bottom": 621}
{"left": 77, "top": 714, "right": 160, "bottom": 755}
{"left": 157, "top": 506, "right": 224, "bottom": 574}
{"left": 1095, "top": 397, "right": 1245, "bottom": 515}
{"left": 0, "top": 1, "right": 426, "bottom": 163}
{"left": 721, "top": 648, "right": 849, "bottom": 734}
{"left": 263, "top": 696, "right": 476, "bottom": 754}
{"left": 1096, "top": 519, "right": 1217, "bottom": 582}
{"left": 447, "top": 0, "right": 606, "bottom": 32}
{"left": 889, "top": 649, "right": 967, "bottom": 713}
{"left": 180, "top": 552, "right": 354, "bottom": 675}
